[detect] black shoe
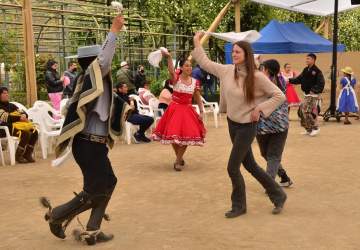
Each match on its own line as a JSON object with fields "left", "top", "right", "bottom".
{"left": 272, "top": 193, "right": 287, "bottom": 215}
{"left": 280, "top": 179, "right": 293, "bottom": 188}
{"left": 49, "top": 222, "right": 66, "bottom": 239}
{"left": 133, "top": 132, "right": 142, "bottom": 144}
{"left": 225, "top": 208, "right": 246, "bottom": 218}
{"left": 15, "top": 146, "right": 28, "bottom": 164}
{"left": 73, "top": 230, "right": 114, "bottom": 246}
{"left": 96, "top": 231, "right": 114, "bottom": 243}
{"left": 23, "top": 145, "right": 35, "bottom": 163}
{"left": 40, "top": 193, "right": 92, "bottom": 239}
{"left": 139, "top": 134, "right": 151, "bottom": 143}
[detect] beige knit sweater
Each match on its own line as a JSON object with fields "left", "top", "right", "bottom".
{"left": 192, "top": 47, "right": 285, "bottom": 123}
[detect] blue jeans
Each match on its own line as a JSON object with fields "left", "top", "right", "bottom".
{"left": 127, "top": 114, "right": 154, "bottom": 135}
{"left": 203, "top": 83, "right": 215, "bottom": 100}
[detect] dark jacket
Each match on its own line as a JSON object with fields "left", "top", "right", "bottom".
{"left": 63, "top": 70, "right": 78, "bottom": 97}
{"left": 55, "top": 60, "right": 132, "bottom": 158}
{"left": 45, "top": 69, "right": 64, "bottom": 93}
{"left": 0, "top": 102, "right": 24, "bottom": 137}
{"left": 289, "top": 65, "right": 325, "bottom": 94}
{"left": 116, "top": 92, "right": 138, "bottom": 115}
{"left": 134, "top": 72, "right": 146, "bottom": 90}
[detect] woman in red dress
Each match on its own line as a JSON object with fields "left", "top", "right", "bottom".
{"left": 153, "top": 51, "right": 206, "bottom": 171}
{"left": 281, "top": 63, "right": 301, "bottom": 116}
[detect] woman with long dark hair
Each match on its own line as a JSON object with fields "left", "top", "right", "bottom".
{"left": 192, "top": 32, "right": 287, "bottom": 217}
{"left": 45, "top": 60, "right": 64, "bottom": 117}
{"left": 257, "top": 59, "right": 293, "bottom": 188}
{"left": 152, "top": 52, "right": 206, "bottom": 171}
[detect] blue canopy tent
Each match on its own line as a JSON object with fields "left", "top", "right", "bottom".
{"left": 224, "top": 20, "right": 345, "bottom": 64}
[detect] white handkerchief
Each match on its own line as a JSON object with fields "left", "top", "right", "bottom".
{"left": 205, "top": 30, "right": 261, "bottom": 43}
{"left": 148, "top": 47, "right": 168, "bottom": 68}
{"left": 51, "top": 147, "right": 73, "bottom": 167}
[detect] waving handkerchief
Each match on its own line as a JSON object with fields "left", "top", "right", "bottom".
{"left": 148, "top": 47, "right": 168, "bottom": 68}
{"left": 205, "top": 30, "right": 261, "bottom": 43}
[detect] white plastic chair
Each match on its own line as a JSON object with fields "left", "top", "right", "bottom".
{"left": 192, "top": 105, "right": 200, "bottom": 115}
{"left": 27, "top": 107, "right": 60, "bottom": 159}
{"left": 0, "top": 141, "right": 4, "bottom": 166}
{"left": 123, "top": 121, "right": 139, "bottom": 145}
{"left": 0, "top": 126, "right": 19, "bottom": 166}
{"left": 129, "top": 94, "right": 154, "bottom": 117}
{"left": 33, "top": 101, "right": 63, "bottom": 120}
{"left": 201, "top": 96, "right": 219, "bottom": 128}
{"left": 148, "top": 98, "right": 164, "bottom": 126}
{"left": 11, "top": 102, "right": 28, "bottom": 113}
{"left": 32, "top": 101, "right": 63, "bottom": 131}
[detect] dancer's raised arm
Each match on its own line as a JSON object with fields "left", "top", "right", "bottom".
{"left": 192, "top": 32, "right": 228, "bottom": 78}
{"left": 98, "top": 15, "right": 125, "bottom": 76}
{"left": 161, "top": 50, "right": 176, "bottom": 82}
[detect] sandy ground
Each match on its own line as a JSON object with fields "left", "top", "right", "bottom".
{"left": 1, "top": 112, "right": 360, "bottom": 250}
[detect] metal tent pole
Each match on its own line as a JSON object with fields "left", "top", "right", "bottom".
{"left": 323, "top": 0, "right": 339, "bottom": 121}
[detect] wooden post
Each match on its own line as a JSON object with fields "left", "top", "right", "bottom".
{"left": 188, "top": 1, "right": 232, "bottom": 61}
{"left": 234, "top": 0, "right": 241, "bottom": 32}
{"left": 200, "top": 1, "right": 232, "bottom": 46}
{"left": 324, "top": 16, "right": 331, "bottom": 40}
{"left": 22, "top": 0, "right": 37, "bottom": 106}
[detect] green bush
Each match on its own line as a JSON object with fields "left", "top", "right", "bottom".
{"left": 10, "top": 91, "right": 48, "bottom": 106}
{"left": 36, "top": 54, "right": 55, "bottom": 93}
{"left": 150, "top": 79, "right": 164, "bottom": 97}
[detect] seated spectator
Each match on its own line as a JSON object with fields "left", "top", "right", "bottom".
{"left": 138, "top": 81, "right": 155, "bottom": 105}
{"left": 0, "top": 87, "right": 38, "bottom": 163}
{"left": 115, "top": 83, "right": 154, "bottom": 143}
{"left": 158, "top": 79, "right": 173, "bottom": 111}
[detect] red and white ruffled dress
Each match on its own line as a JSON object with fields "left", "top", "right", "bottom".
{"left": 152, "top": 78, "right": 206, "bottom": 146}
{"left": 281, "top": 71, "right": 301, "bottom": 107}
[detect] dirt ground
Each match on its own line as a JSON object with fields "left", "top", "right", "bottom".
{"left": 1, "top": 112, "right": 360, "bottom": 250}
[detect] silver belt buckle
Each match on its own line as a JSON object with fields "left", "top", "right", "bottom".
{"left": 89, "top": 134, "right": 105, "bottom": 144}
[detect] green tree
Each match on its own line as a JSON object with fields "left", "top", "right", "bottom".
{"left": 338, "top": 9, "right": 360, "bottom": 51}
{"left": 0, "top": 31, "right": 17, "bottom": 86}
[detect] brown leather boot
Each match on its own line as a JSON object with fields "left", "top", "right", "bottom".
{"left": 24, "top": 145, "right": 35, "bottom": 163}
{"left": 15, "top": 146, "right": 28, "bottom": 164}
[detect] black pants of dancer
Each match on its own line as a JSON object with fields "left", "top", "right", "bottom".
{"left": 71, "top": 134, "right": 117, "bottom": 230}
{"left": 256, "top": 130, "right": 290, "bottom": 180}
{"left": 227, "top": 118, "right": 285, "bottom": 210}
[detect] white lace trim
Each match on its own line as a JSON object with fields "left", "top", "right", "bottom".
{"left": 152, "top": 133, "right": 205, "bottom": 146}
{"left": 173, "top": 78, "right": 196, "bottom": 94}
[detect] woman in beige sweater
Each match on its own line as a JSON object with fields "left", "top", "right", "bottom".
{"left": 192, "top": 32, "right": 287, "bottom": 218}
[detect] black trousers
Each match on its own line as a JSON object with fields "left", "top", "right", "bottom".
{"left": 72, "top": 134, "right": 117, "bottom": 195}
{"left": 227, "top": 118, "right": 285, "bottom": 210}
{"left": 71, "top": 134, "right": 117, "bottom": 230}
{"left": 256, "top": 130, "right": 289, "bottom": 180}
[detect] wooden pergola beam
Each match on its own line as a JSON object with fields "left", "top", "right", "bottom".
{"left": 234, "top": 0, "right": 241, "bottom": 32}
{"left": 22, "top": 0, "right": 37, "bottom": 106}
{"left": 199, "top": 1, "right": 233, "bottom": 46}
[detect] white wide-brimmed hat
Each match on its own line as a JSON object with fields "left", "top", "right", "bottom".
{"left": 65, "top": 45, "right": 102, "bottom": 59}
{"left": 120, "top": 61, "right": 128, "bottom": 67}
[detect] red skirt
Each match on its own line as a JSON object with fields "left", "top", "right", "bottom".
{"left": 152, "top": 102, "right": 206, "bottom": 146}
{"left": 286, "top": 83, "right": 301, "bottom": 106}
